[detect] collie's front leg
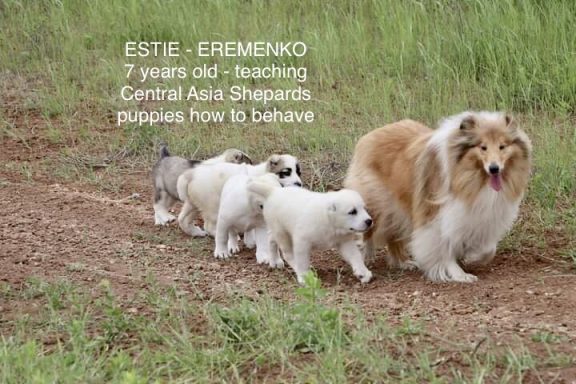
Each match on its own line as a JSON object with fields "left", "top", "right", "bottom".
{"left": 411, "top": 226, "right": 478, "bottom": 283}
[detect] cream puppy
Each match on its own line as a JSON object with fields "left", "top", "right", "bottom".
{"left": 177, "top": 154, "right": 302, "bottom": 237}
{"left": 248, "top": 183, "right": 374, "bottom": 284}
{"left": 215, "top": 173, "right": 283, "bottom": 267}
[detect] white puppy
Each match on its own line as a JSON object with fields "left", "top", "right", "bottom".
{"left": 214, "top": 173, "right": 284, "bottom": 267}
{"left": 177, "top": 154, "right": 302, "bottom": 237}
{"left": 248, "top": 183, "right": 374, "bottom": 284}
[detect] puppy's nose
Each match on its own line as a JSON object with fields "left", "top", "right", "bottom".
{"left": 488, "top": 163, "right": 500, "bottom": 174}
{"left": 293, "top": 182, "right": 302, "bottom": 187}
{"left": 365, "top": 218, "right": 373, "bottom": 227}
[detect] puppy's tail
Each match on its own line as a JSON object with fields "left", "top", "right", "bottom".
{"left": 247, "top": 179, "right": 276, "bottom": 201}
{"left": 176, "top": 170, "right": 192, "bottom": 202}
{"left": 159, "top": 144, "right": 170, "bottom": 159}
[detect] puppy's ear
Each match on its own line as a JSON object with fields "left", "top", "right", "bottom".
{"left": 235, "top": 151, "right": 252, "bottom": 164}
{"left": 267, "top": 154, "right": 281, "bottom": 172}
{"left": 459, "top": 115, "right": 475, "bottom": 131}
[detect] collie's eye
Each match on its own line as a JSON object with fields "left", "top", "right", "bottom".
{"left": 480, "top": 145, "right": 487, "bottom": 151}
{"left": 348, "top": 208, "right": 357, "bottom": 215}
{"left": 499, "top": 144, "right": 506, "bottom": 150}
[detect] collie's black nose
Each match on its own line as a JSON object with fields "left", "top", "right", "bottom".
{"left": 365, "top": 218, "right": 373, "bottom": 227}
{"left": 489, "top": 164, "right": 500, "bottom": 174}
{"left": 294, "top": 182, "right": 302, "bottom": 187}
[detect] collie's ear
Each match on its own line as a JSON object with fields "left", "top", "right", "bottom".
{"left": 459, "top": 115, "right": 476, "bottom": 131}
{"left": 505, "top": 114, "right": 517, "bottom": 132}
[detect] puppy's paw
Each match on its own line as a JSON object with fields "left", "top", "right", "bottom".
{"left": 227, "top": 240, "right": 240, "bottom": 254}
{"left": 256, "top": 251, "right": 271, "bottom": 264}
{"left": 165, "top": 214, "right": 176, "bottom": 223}
{"left": 154, "top": 213, "right": 176, "bottom": 226}
{"left": 296, "top": 274, "right": 306, "bottom": 285}
{"left": 214, "top": 248, "right": 231, "bottom": 259}
{"left": 190, "top": 227, "right": 208, "bottom": 237}
{"left": 268, "top": 258, "right": 284, "bottom": 269}
{"left": 257, "top": 253, "right": 284, "bottom": 269}
{"left": 355, "top": 269, "right": 373, "bottom": 284}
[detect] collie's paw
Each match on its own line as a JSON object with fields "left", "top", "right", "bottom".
{"left": 463, "top": 249, "right": 497, "bottom": 266}
{"left": 427, "top": 263, "right": 478, "bottom": 283}
{"left": 450, "top": 272, "right": 478, "bottom": 283}
{"left": 398, "top": 261, "right": 418, "bottom": 271}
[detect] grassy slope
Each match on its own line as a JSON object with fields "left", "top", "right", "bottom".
{"left": 1, "top": 0, "right": 575, "bottom": 382}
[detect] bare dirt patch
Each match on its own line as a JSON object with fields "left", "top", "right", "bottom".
{"left": 2, "top": 174, "right": 575, "bottom": 336}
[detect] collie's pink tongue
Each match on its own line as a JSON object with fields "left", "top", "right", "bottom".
{"left": 490, "top": 174, "right": 502, "bottom": 192}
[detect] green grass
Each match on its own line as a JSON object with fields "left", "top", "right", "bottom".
{"left": 1, "top": 0, "right": 574, "bottom": 201}
{"left": 1, "top": 274, "right": 572, "bottom": 383}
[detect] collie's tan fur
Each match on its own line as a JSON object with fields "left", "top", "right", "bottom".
{"left": 345, "top": 120, "right": 434, "bottom": 266}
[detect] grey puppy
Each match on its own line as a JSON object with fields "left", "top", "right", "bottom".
{"left": 152, "top": 145, "right": 252, "bottom": 225}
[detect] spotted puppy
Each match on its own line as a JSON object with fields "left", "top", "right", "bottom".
{"left": 176, "top": 154, "right": 302, "bottom": 237}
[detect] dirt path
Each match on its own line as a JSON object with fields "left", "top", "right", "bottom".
{"left": 2, "top": 176, "right": 575, "bottom": 349}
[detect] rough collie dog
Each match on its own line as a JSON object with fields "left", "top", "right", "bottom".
{"left": 344, "top": 111, "right": 531, "bottom": 282}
